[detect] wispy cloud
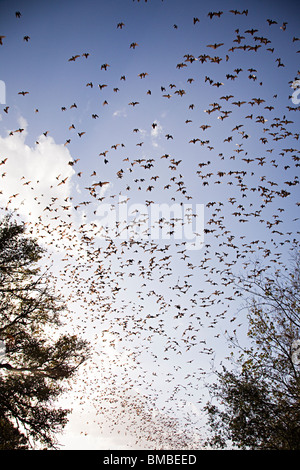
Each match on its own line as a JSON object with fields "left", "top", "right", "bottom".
{"left": 113, "top": 108, "right": 127, "bottom": 118}
{"left": 150, "top": 120, "right": 163, "bottom": 148}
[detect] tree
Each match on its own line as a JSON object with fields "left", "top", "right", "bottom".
{"left": 0, "top": 214, "right": 90, "bottom": 449}
{"left": 205, "top": 249, "right": 300, "bottom": 449}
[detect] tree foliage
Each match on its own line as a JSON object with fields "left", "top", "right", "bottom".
{"left": 205, "top": 250, "right": 300, "bottom": 449}
{"left": 0, "top": 215, "right": 89, "bottom": 449}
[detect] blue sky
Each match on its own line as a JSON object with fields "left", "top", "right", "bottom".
{"left": 0, "top": 0, "right": 299, "bottom": 449}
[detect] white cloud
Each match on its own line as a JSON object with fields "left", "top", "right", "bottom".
{"left": 0, "top": 117, "right": 75, "bottom": 224}
{"left": 113, "top": 108, "right": 127, "bottom": 118}
{"left": 150, "top": 121, "right": 163, "bottom": 148}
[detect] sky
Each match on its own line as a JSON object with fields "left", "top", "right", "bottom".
{"left": 0, "top": 0, "right": 299, "bottom": 450}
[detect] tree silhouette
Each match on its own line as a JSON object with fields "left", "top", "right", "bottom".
{"left": 0, "top": 215, "right": 89, "bottom": 449}
{"left": 205, "top": 250, "right": 300, "bottom": 449}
